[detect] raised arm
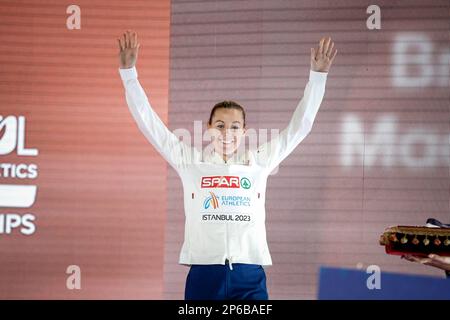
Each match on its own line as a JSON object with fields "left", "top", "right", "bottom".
{"left": 117, "top": 30, "right": 196, "bottom": 170}
{"left": 255, "top": 36, "right": 337, "bottom": 172}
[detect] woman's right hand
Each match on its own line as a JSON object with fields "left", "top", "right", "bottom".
{"left": 118, "top": 30, "right": 141, "bottom": 69}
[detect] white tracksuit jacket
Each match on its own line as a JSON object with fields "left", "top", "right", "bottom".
{"left": 119, "top": 66, "right": 327, "bottom": 270}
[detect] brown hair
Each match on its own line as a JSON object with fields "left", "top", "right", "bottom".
{"left": 208, "top": 100, "right": 246, "bottom": 127}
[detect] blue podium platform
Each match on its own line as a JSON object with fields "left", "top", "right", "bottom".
{"left": 318, "top": 266, "right": 450, "bottom": 300}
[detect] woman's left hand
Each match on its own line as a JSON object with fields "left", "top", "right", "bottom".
{"left": 402, "top": 254, "right": 450, "bottom": 272}
{"left": 311, "top": 36, "right": 337, "bottom": 73}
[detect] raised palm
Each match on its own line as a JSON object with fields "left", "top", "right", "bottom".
{"left": 118, "top": 30, "right": 141, "bottom": 69}
{"left": 310, "top": 36, "right": 337, "bottom": 73}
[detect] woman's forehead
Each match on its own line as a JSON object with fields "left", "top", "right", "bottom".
{"left": 212, "top": 108, "right": 244, "bottom": 122}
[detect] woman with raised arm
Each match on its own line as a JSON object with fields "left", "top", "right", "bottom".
{"left": 117, "top": 30, "right": 337, "bottom": 300}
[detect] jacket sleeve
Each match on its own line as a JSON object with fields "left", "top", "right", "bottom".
{"left": 255, "top": 70, "right": 327, "bottom": 172}
{"left": 118, "top": 66, "right": 197, "bottom": 170}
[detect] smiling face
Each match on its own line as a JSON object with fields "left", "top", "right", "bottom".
{"left": 207, "top": 107, "right": 246, "bottom": 157}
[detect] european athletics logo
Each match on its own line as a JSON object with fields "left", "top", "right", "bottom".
{"left": 203, "top": 192, "right": 251, "bottom": 210}
{"left": 203, "top": 191, "right": 219, "bottom": 209}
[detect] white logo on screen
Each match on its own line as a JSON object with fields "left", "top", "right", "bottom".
{"left": 0, "top": 115, "right": 38, "bottom": 235}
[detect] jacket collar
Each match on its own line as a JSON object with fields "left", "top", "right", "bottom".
{"left": 202, "top": 148, "right": 251, "bottom": 165}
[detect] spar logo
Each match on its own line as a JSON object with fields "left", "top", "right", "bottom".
{"left": 0, "top": 115, "right": 38, "bottom": 235}
{"left": 201, "top": 176, "right": 251, "bottom": 189}
{"left": 203, "top": 191, "right": 220, "bottom": 209}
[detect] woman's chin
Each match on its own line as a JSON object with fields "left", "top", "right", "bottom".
{"left": 215, "top": 146, "right": 238, "bottom": 156}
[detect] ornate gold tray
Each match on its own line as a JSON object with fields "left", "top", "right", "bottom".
{"left": 380, "top": 225, "right": 450, "bottom": 257}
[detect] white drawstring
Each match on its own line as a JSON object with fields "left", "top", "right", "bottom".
{"left": 227, "top": 257, "right": 233, "bottom": 270}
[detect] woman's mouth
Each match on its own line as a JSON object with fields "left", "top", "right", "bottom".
{"left": 221, "top": 139, "right": 234, "bottom": 145}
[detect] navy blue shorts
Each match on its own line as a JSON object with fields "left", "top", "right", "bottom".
{"left": 184, "top": 262, "right": 269, "bottom": 300}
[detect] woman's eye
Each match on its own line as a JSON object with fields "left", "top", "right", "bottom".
{"left": 216, "top": 125, "right": 224, "bottom": 129}
{"left": 231, "top": 126, "right": 240, "bottom": 130}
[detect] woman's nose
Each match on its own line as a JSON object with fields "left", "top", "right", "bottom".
{"left": 222, "top": 130, "right": 234, "bottom": 139}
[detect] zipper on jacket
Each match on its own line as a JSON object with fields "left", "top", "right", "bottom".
{"left": 225, "top": 222, "right": 233, "bottom": 270}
